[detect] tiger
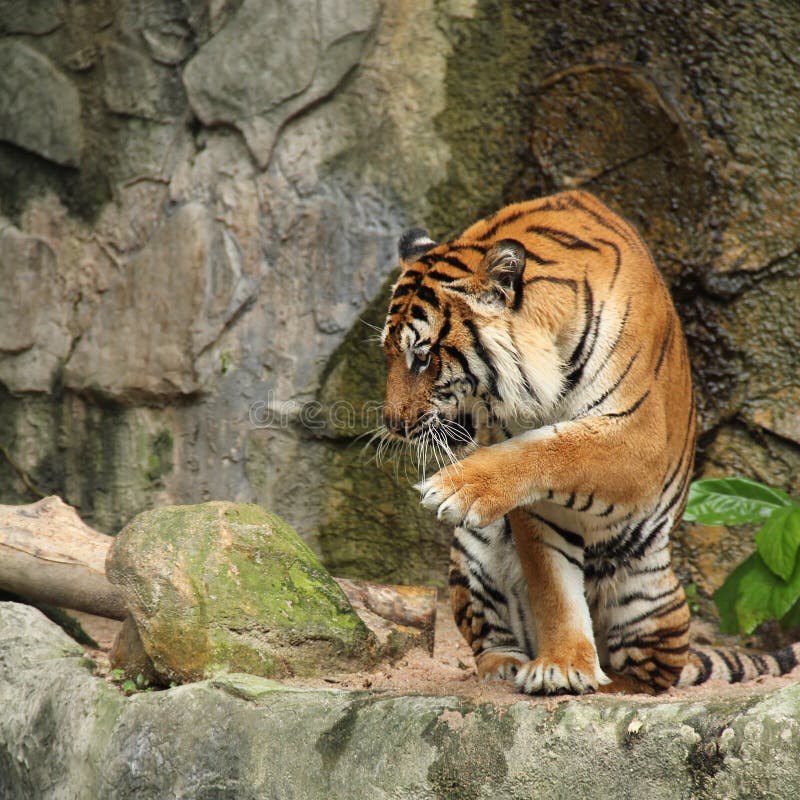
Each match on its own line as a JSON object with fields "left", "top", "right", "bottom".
{"left": 380, "top": 189, "right": 800, "bottom": 695}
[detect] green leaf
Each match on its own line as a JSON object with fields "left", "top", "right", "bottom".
{"left": 684, "top": 478, "right": 791, "bottom": 525}
{"left": 684, "top": 582, "right": 700, "bottom": 614}
{"left": 780, "top": 596, "right": 800, "bottom": 631}
{"left": 714, "top": 551, "right": 800, "bottom": 636}
{"left": 121, "top": 679, "right": 137, "bottom": 695}
{"left": 735, "top": 553, "right": 800, "bottom": 635}
{"left": 713, "top": 554, "right": 759, "bottom": 634}
{"left": 755, "top": 505, "right": 800, "bottom": 581}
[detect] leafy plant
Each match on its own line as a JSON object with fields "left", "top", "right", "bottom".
{"left": 109, "top": 669, "right": 155, "bottom": 696}
{"left": 683, "top": 582, "right": 700, "bottom": 615}
{"left": 684, "top": 477, "right": 800, "bottom": 635}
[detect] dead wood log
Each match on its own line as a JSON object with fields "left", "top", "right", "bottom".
{"left": 0, "top": 497, "right": 437, "bottom": 654}
{"left": 0, "top": 496, "right": 127, "bottom": 620}
{"left": 335, "top": 578, "right": 437, "bottom": 655}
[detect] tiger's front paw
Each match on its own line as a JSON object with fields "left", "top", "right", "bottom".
{"left": 515, "top": 648, "right": 610, "bottom": 696}
{"left": 415, "top": 455, "right": 518, "bottom": 528}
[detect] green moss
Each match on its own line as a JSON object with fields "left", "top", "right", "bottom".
{"left": 317, "top": 270, "right": 396, "bottom": 440}
{"left": 46, "top": 399, "right": 186, "bottom": 534}
{"left": 220, "top": 351, "right": 234, "bottom": 374}
{"left": 204, "top": 630, "right": 280, "bottom": 678}
{"left": 61, "top": 680, "right": 124, "bottom": 800}
{"left": 145, "top": 429, "right": 173, "bottom": 484}
{"left": 224, "top": 503, "right": 274, "bottom": 528}
{"left": 243, "top": 432, "right": 270, "bottom": 497}
{"left": 426, "top": 3, "right": 545, "bottom": 239}
{"left": 0, "top": 387, "right": 59, "bottom": 504}
{"left": 316, "top": 440, "right": 451, "bottom": 584}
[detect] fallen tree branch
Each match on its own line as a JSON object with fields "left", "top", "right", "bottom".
{"left": 0, "top": 496, "right": 126, "bottom": 619}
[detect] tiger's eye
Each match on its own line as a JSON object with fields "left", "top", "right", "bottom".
{"left": 413, "top": 352, "right": 431, "bottom": 373}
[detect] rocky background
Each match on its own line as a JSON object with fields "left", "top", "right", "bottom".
{"left": 1, "top": 1, "right": 798, "bottom": 617}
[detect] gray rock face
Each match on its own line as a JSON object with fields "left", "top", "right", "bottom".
{"left": 64, "top": 202, "right": 263, "bottom": 401}
{"left": 0, "top": 1, "right": 65, "bottom": 37}
{"left": 102, "top": 42, "right": 186, "bottom": 121}
{"left": 0, "top": 1, "right": 450, "bottom": 560}
{"left": 2, "top": 602, "right": 800, "bottom": 799}
{"left": 0, "top": 223, "right": 71, "bottom": 392}
{"left": 0, "top": 41, "right": 82, "bottom": 165}
{"left": 182, "top": 0, "right": 379, "bottom": 166}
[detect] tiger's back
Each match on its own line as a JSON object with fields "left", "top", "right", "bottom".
{"left": 382, "top": 190, "right": 799, "bottom": 693}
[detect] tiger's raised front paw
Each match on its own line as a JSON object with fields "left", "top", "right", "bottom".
{"left": 414, "top": 452, "right": 519, "bottom": 528}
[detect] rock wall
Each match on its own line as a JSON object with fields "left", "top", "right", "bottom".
{"left": 0, "top": 1, "right": 798, "bottom": 601}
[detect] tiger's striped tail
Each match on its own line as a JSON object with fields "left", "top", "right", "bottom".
{"left": 678, "top": 643, "right": 800, "bottom": 686}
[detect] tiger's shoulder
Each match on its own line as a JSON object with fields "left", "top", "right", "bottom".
{"left": 462, "top": 190, "right": 635, "bottom": 239}
{"left": 453, "top": 191, "right": 693, "bottom": 473}
{"left": 458, "top": 190, "right": 656, "bottom": 284}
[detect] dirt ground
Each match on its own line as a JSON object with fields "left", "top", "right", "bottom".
{"left": 283, "top": 598, "right": 800, "bottom": 707}
{"left": 73, "top": 601, "right": 800, "bottom": 707}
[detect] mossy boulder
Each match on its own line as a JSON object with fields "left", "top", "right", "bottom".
{"left": 106, "top": 502, "right": 377, "bottom": 683}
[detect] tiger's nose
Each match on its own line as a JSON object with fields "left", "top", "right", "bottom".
{"left": 384, "top": 412, "right": 408, "bottom": 437}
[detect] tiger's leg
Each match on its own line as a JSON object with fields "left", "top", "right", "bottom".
{"left": 448, "top": 520, "right": 529, "bottom": 681}
{"left": 417, "top": 418, "right": 665, "bottom": 531}
{"left": 588, "top": 542, "right": 690, "bottom": 693}
{"left": 509, "top": 509, "right": 609, "bottom": 694}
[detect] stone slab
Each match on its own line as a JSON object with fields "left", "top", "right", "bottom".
{"left": 2, "top": 603, "right": 800, "bottom": 799}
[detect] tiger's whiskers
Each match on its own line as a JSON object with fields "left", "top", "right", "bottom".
{"left": 359, "top": 410, "right": 474, "bottom": 485}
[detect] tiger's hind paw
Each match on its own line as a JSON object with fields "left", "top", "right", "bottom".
{"left": 476, "top": 651, "right": 527, "bottom": 682}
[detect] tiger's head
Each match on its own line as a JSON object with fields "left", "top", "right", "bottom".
{"left": 381, "top": 225, "right": 565, "bottom": 456}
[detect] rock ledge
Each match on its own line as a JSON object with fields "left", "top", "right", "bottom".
{"left": 1, "top": 603, "right": 800, "bottom": 799}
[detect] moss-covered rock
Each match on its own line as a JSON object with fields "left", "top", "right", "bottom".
{"left": 0, "top": 387, "right": 179, "bottom": 535}
{"left": 316, "top": 441, "right": 452, "bottom": 584}
{"left": 106, "top": 501, "right": 377, "bottom": 682}
{"left": 316, "top": 271, "right": 394, "bottom": 441}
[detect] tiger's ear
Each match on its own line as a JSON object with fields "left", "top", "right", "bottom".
{"left": 482, "top": 239, "right": 526, "bottom": 308}
{"left": 438, "top": 239, "right": 527, "bottom": 315}
{"left": 398, "top": 228, "right": 437, "bottom": 262}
